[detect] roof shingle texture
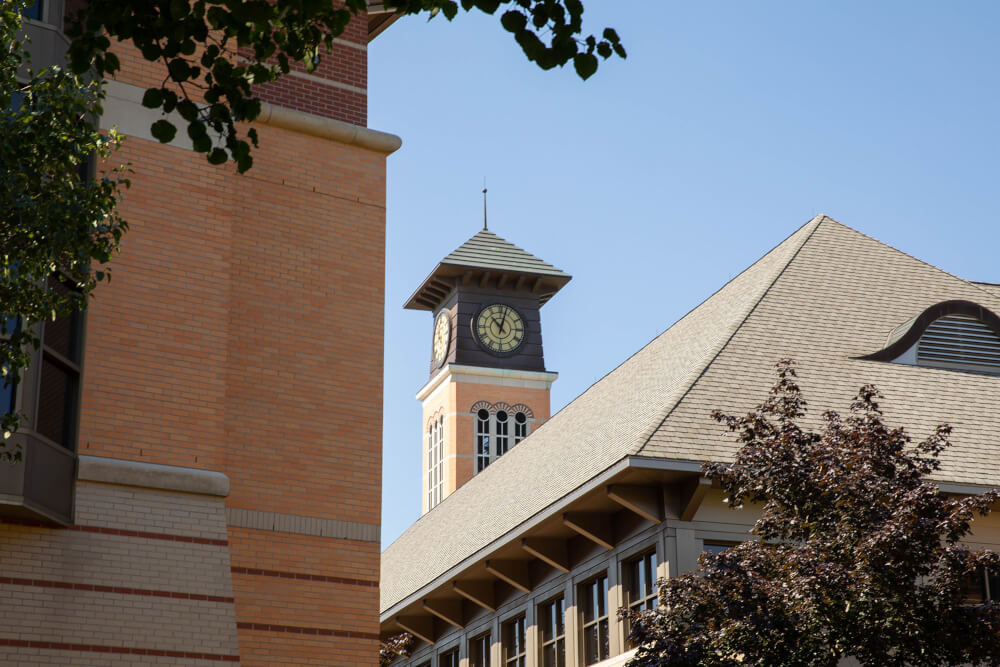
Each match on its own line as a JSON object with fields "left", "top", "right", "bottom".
{"left": 440, "top": 229, "right": 570, "bottom": 277}
{"left": 382, "top": 217, "right": 1000, "bottom": 613}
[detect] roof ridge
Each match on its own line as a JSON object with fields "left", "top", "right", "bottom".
{"left": 816, "top": 216, "right": 1000, "bottom": 303}
{"left": 629, "top": 215, "right": 827, "bottom": 455}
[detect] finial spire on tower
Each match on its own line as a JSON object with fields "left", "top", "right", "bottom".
{"left": 482, "top": 182, "right": 488, "bottom": 231}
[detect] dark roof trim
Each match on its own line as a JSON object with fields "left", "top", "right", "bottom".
{"left": 859, "top": 300, "right": 1000, "bottom": 362}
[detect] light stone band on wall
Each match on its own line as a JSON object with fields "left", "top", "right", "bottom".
{"left": 226, "top": 507, "right": 379, "bottom": 543}
{"left": 100, "top": 80, "right": 402, "bottom": 155}
{"left": 77, "top": 455, "right": 230, "bottom": 497}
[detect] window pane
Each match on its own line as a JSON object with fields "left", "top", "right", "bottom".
{"left": 0, "top": 375, "right": 14, "bottom": 416}
{"left": 502, "top": 615, "right": 525, "bottom": 666}
{"left": 470, "top": 632, "right": 491, "bottom": 667}
{"left": 440, "top": 649, "right": 459, "bottom": 667}
{"left": 36, "top": 355, "right": 76, "bottom": 448}
{"left": 476, "top": 409, "right": 491, "bottom": 472}
{"left": 583, "top": 624, "right": 598, "bottom": 664}
{"left": 22, "top": 0, "right": 42, "bottom": 20}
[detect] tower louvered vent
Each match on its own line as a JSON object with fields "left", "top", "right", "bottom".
{"left": 917, "top": 314, "right": 1000, "bottom": 371}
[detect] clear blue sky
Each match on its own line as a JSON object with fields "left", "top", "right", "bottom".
{"left": 369, "top": 1, "right": 1000, "bottom": 547}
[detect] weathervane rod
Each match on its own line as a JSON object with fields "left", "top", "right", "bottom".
{"left": 482, "top": 182, "right": 488, "bottom": 231}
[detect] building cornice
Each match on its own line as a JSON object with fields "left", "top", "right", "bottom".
{"left": 78, "top": 455, "right": 230, "bottom": 497}
{"left": 100, "top": 80, "right": 401, "bottom": 155}
{"left": 256, "top": 102, "right": 401, "bottom": 154}
{"left": 415, "top": 364, "right": 559, "bottom": 402}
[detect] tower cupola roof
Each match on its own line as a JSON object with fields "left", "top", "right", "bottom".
{"left": 404, "top": 229, "right": 572, "bottom": 311}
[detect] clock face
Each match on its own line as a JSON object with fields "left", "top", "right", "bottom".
{"left": 432, "top": 311, "right": 451, "bottom": 366}
{"left": 473, "top": 303, "right": 526, "bottom": 355}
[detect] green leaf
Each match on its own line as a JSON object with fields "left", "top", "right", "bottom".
{"left": 500, "top": 10, "right": 527, "bottom": 33}
{"left": 207, "top": 148, "right": 228, "bottom": 164}
{"left": 150, "top": 119, "right": 177, "bottom": 143}
{"left": 573, "top": 52, "right": 598, "bottom": 80}
{"left": 141, "top": 88, "right": 163, "bottom": 109}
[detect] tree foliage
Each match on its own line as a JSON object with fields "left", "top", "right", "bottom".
{"left": 0, "top": 0, "right": 129, "bottom": 446}
{"left": 66, "top": 0, "right": 626, "bottom": 172}
{"left": 627, "top": 361, "right": 1000, "bottom": 667}
{"left": 379, "top": 632, "right": 415, "bottom": 666}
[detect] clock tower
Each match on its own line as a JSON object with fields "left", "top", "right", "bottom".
{"left": 406, "top": 225, "right": 571, "bottom": 513}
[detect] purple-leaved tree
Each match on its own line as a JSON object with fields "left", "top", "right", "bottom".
{"left": 627, "top": 361, "right": 1000, "bottom": 667}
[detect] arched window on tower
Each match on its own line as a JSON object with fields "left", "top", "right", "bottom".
{"left": 473, "top": 404, "right": 533, "bottom": 475}
{"left": 514, "top": 411, "right": 528, "bottom": 444}
{"left": 495, "top": 410, "right": 509, "bottom": 456}
{"left": 427, "top": 415, "right": 444, "bottom": 510}
{"left": 476, "top": 409, "right": 491, "bottom": 473}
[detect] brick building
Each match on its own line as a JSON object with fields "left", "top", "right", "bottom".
{"left": 3, "top": 2, "right": 399, "bottom": 665}
{"left": 382, "top": 216, "right": 1000, "bottom": 666}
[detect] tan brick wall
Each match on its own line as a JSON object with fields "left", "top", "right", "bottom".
{"left": 421, "top": 372, "right": 553, "bottom": 507}
{"left": 73, "top": 115, "right": 387, "bottom": 663}
{"left": 0, "top": 480, "right": 239, "bottom": 665}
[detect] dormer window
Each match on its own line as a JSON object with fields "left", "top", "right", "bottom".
{"left": 862, "top": 300, "right": 1000, "bottom": 375}
{"left": 916, "top": 314, "right": 1000, "bottom": 372}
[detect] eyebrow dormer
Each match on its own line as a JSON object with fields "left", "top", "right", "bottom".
{"left": 861, "top": 300, "right": 1000, "bottom": 374}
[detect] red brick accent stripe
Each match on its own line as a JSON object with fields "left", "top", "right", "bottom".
{"left": 0, "top": 638, "right": 239, "bottom": 662}
{"left": 0, "top": 576, "right": 235, "bottom": 603}
{"left": 236, "top": 622, "right": 379, "bottom": 641}
{"left": 231, "top": 565, "right": 377, "bottom": 588}
{"left": 0, "top": 518, "right": 229, "bottom": 546}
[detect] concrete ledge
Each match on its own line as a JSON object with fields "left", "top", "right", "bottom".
{"left": 257, "top": 102, "right": 402, "bottom": 155}
{"left": 77, "top": 456, "right": 230, "bottom": 497}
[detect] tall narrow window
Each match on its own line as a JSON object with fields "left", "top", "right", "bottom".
{"left": 514, "top": 411, "right": 528, "bottom": 444}
{"left": 580, "top": 574, "right": 609, "bottom": 665}
{"left": 439, "top": 648, "right": 459, "bottom": 667}
{"left": 36, "top": 276, "right": 82, "bottom": 449}
{"left": 0, "top": 316, "right": 18, "bottom": 418}
{"left": 476, "top": 408, "right": 491, "bottom": 473}
{"left": 495, "top": 410, "right": 509, "bottom": 456}
{"left": 427, "top": 415, "right": 444, "bottom": 510}
{"left": 470, "top": 631, "right": 492, "bottom": 667}
{"left": 624, "top": 550, "right": 658, "bottom": 646}
{"left": 539, "top": 596, "right": 566, "bottom": 667}
{"left": 502, "top": 614, "right": 526, "bottom": 667}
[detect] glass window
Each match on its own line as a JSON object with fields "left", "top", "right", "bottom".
{"left": 502, "top": 614, "right": 526, "bottom": 667}
{"left": 703, "top": 542, "right": 737, "bottom": 555}
{"left": 427, "top": 416, "right": 444, "bottom": 510}
{"left": 539, "top": 596, "right": 565, "bottom": 667}
{"left": 439, "top": 649, "right": 459, "bottom": 667}
{"left": 495, "top": 410, "right": 509, "bottom": 456}
{"left": 514, "top": 411, "right": 528, "bottom": 444}
{"left": 624, "top": 550, "right": 658, "bottom": 647}
{"left": 22, "top": 0, "right": 42, "bottom": 20}
{"left": 469, "top": 631, "right": 491, "bottom": 667}
{"left": 476, "top": 408, "right": 491, "bottom": 473}
{"left": 580, "top": 574, "right": 609, "bottom": 665}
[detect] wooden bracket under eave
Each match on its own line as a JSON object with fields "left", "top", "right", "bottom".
{"left": 563, "top": 512, "right": 615, "bottom": 550}
{"left": 396, "top": 614, "right": 435, "bottom": 645}
{"left": 522, "top": 537, "right": 571, "bottom": 573}
{"left": 678, "top": 476, "right": 711, "bottom": 522}
{"left": 607, "top": 483, "right": 663, "bottom": 524}
{"left": 452, "top": 580, "right": 497, "bottom": 613}
{"left": 485, "top": 559, "right": 532, "bottom": 594}
{"left": 423, "top": 598, "right": 465, "bottom": 629}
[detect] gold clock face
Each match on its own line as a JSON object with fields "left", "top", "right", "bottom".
{"left": 474, "top": 303, "right": 525, "bottom": 355}
{"left": 432, "top": 311, "right": 451, "bottom": 366}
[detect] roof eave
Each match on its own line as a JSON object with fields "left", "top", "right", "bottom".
{"left": 403, "top": 263, "right": 572, "bottom": 311}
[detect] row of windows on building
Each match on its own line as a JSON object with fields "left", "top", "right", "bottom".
{"left": 409, "top": 549, "right": 659, "bottom": 667}
{"left": 426, "top": 407, "right": 532, "bottom": 511}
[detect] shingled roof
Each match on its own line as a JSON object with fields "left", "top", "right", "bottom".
{"left": 404, "top": 229, "right": 571, "bottom": 310}
{"left": 382, "top": 215, "right": 1000, "bottom": 615}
